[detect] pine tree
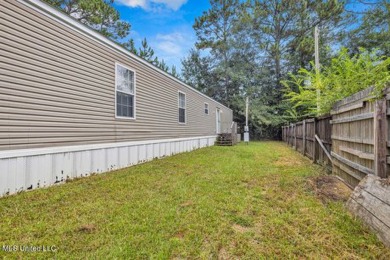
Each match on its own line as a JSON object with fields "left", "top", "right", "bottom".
{"left": 121, "top": 38, "right": 138, "bottom": 55}
{"left": 170, "top": 65, "right": 179, "bottom": 78}
{"left": 192, "top": 0, "right": 240, "bottom": 107}
{"left": 158, "top": 59, "right": 169, "bottom": 72}
{"left": 347, "top": 0, "right": 390, "bottom": 56}
{"left": 43, "top": 0, "right": 131, "bottom": 40}
{"left": 138, "top": 38, "right": 156, "bottom": 62}
{"left": 181, "top": 49, "right": 218, "bottom": 97}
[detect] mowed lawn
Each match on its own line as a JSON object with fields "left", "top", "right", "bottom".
{"left": 1, "top": 142, "right": 389, "bottom": 259}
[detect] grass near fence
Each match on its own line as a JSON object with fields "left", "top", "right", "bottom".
{"left": 0, "top": 142, "right": 389, "bottom": 258}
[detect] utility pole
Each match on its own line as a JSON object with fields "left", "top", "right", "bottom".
{"left": 314, "top": 26, "right": 320, "bottom": 71}
{"left": 314, "top": 25, "right": 320, "bottom": 112}
{"left": 244, "top": 97, "right": 249, "bottom": 144}
{"left": 245, "top": 97, "right": 249, "bottom": 128}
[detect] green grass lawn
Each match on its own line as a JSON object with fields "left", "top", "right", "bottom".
{"left": 1, "top": 142, "right": 389, "bottom": 259}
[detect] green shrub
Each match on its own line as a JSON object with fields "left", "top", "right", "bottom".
{"left": 283, "top": 48, "right": 390, "bottom": 118}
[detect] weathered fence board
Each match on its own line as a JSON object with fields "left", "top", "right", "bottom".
{"left": 340, "top": 146, "right": 374, "bottom": 160}
{"left": 315, "top": 135, "right": 332, "bottom": 162}
{"left": 331, "top": 151, "right": 374, "bottom": 175}
{"left": 282, "top": 87, "right": 390, "bottom": 188}
{"left": 330, "top": 101, "right": 365, "bottom": 115}
{"left": 330, "top": 112, "right": 374, "bottom": 124}
{"left": 282, "top": 115, "right": 332, "bottom": 170}
{"left": 332, "top": 88, "right": 387, "bottom": 187}
{"left": 374, "top": 99, "right": 388, "bottom": 178}
{"left": 283, "top": 87, "right": 390, "bottom": 248}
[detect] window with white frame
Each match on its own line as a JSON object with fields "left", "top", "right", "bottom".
{"left": 116, "top": 63, "right": 135, "bottom": 118}
{"left": 204, "top": 103, "right": 209, "bottom": 115}
{"left": 178, "top": 92, "right": 186, "bottom": 123}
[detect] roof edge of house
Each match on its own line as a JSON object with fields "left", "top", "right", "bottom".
{"left": 18, "top": 0, "right": 232, "bottom": 112}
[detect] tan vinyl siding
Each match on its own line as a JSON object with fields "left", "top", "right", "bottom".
{"left": 0, "top": 0, "right": 233, "bottom": 151}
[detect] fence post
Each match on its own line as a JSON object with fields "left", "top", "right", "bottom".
{"left": 287, "top": 126, "right": 289, "bottom": 145}
{"left": 286, "top": 126, "right": 288, "bottom": 144}
{"left": 294, "top": 123, "right": 297, "bottom": 150}
{"left": 303, "top": 120, "right": 306, "bottom": 156}
{"left": 374, "top": 98, "right": 388, "bottom": 178}
{"left": 313, "top": 118, "right": 317, "bottom": 163}
{"left": 285, "top": 126, "right": 287, "bottom": 142}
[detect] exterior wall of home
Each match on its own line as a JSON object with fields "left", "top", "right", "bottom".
{"left": 0, "top": 0, "right": 233, "bottom": 152}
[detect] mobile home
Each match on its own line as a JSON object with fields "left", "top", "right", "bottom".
{"left": 0, "top": 0, "right": 233, "bottom": 196}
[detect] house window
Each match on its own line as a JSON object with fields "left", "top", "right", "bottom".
{"left": 178, "top": 91, "right": 186, "bottom": 123}
{"left": 116, "top": 63, "right": 135, "bottom": 119}
{"left": 204, "top": 103, "right": 209, "bottom": 115}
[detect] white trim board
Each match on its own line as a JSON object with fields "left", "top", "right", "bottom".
{"left": 0, "top": 136, "right": 218, "bottom": 159}
{"left": 16, "top": 0, "right": 231, "bottom": 113}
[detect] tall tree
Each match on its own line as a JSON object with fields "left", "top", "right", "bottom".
{"left": 170, "top": 65, "right": 179, "bottom": 78}
{"left": 43, "top": 0, "right": 131, "bottom": 40}
{"left": 45, "top": 0, "right": 181, "bottom": 77}
{"left": 121, "top": 38, "right": 138, "bottom": 54}
{"left": 192, "top": 0, "right": 240, "bottom": 107}
{"left": 158, "top": 59, "right": 169, "bottom": 72}
{"left": 182, "top": 49, "right": 219, "bottom": 98}
{"left": 246, "top": 0, "right": 345, "bottom": 92}
{"left": 184, "top": 0, "right": 350, "bottom": 139}
{"left": 138, "top": 38, "right": 156, "bottom": 63}
{"left": 346, "top": 0, "right": 390, "bottom": 56}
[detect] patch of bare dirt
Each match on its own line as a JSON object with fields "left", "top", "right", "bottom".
{"left": 274, "top": 157, "right": 304, "bottom": 167}
{"left": 180, "top": 201, "right": 194, "bottom": 207}
{"left": 77, "top": 224, "right": 96, "bottom": 233}
{"left": 218, "top": 247, "right": 229, "bottom": 260}
{"left": 232, "top": 224, "right": 251, "bottom": 233}
{"left": 241, "top": 178, "right": 260, "bottom": 189}
{"left": 174, "top": 231, "right": 185, "bottom": 240}
{"left": 308, "top": 175, "right": 351, "bottom": 203}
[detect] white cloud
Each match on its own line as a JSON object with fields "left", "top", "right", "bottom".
{"left": 156, "top": 41, "right": 182, "bottom": 56}
{"left": 117, "top": 0, "right": 148, "bottom": 9}
{"left": 151, "top": 0, "right": 188, "bottom": 11}
{"left": 156, "top": 32, "right": 185, "bottom": 43}
{"left": 155, "top": 32, "right": 186, "bottom": 57}
{"left": 149, "top": 29, "right": 195, "bottom": 71}
{"left": 117, "top": 0, "right": 187, "bottom": 11}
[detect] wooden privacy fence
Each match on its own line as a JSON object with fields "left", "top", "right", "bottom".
{"left": 282, "top": 115, "right": 332, "bottom": 171}
{"left": 282, "top": 87, "right": 390, "bottom": 188}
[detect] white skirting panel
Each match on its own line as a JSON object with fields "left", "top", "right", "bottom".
{"left": 0, "top": 136, "right": 217, "bottom": 197}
